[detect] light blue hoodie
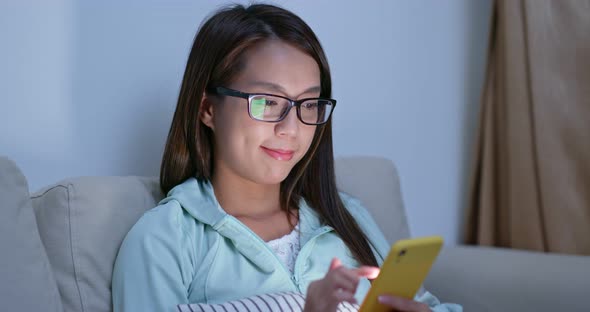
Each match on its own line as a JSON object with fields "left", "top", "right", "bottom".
{"left": 112, "top": 178, "right": 461, "bottom": 312}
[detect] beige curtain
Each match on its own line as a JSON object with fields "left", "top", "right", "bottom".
{"left": 465, "top": 0, "right": 590, "bottom": 255}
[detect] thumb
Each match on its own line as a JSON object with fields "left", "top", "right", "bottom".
{"left": 329, "top": 258, "right": 342, "bottom": 271}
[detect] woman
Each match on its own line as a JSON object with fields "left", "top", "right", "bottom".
{"left": 112, "top": 4, "right": 461, "bottom": 312}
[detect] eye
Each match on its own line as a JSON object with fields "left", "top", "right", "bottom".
{"left": 302, "top": 101, "right": 319, "bottom": 109}
{"left": 265, "top": 99, "right": 279, "bottom": 106}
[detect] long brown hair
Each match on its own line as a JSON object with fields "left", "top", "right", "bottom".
{"left": 160, "top": 3, "right": 377, "bottom": 267}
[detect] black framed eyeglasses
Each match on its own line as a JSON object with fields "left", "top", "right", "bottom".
{"left": 208, "top": 86, "right": 336, "bottom": 125}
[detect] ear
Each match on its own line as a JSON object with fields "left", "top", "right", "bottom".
{"left": 199, "top": 92, "right": 215, "bottom": 130}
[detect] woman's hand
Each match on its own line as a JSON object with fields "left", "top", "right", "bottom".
{"left": 376, "top": 295, "right": 431, "bottom": 312}
{"left": 303, "top": 258, "right": 379, "bottom": 312}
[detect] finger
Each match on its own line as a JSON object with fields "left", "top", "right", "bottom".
{"left": 329, "top": 258, "right": 342, "bottom": 271}
{"left": 328, "top": 269, "right": 360, "bottom": 293}
{"left": 328, "top": 266, "right": 378, "bottom": 292}
{"left": 352, "top": 266, "right": 380, "bottom": 279}
{"left": 331, "top": 266, "right": 361, "bottom": 283}
{"left": 333, "top": 288, "right": 358, "bottom": 305}
{"left": 378, "top": 295, "right": 430, "bottom": 312}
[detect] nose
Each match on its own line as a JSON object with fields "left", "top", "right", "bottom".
{"left": 275, "top": 106, "right": 299, "bottom": 138}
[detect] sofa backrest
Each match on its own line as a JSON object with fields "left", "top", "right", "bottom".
{"left": 334, "top": 156, "right": 410, "bottom": 244}
{"left": 29, "top": 156, "right": 409, "bottom": 312}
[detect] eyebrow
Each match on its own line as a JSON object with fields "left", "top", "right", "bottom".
{"left": 246, "top": 81, "right": 322, "bottom": 97}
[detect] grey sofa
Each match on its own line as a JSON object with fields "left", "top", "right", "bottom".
{"left": 1, "top": 156, "right": 588, "bottom": 312}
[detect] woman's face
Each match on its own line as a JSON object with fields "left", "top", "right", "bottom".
{"left": 203, "top": 40, "right": 321, "bottom": 185}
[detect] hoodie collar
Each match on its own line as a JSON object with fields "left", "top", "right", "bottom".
{"left": 159, "top": 178, "right": 226, "bottom": 226}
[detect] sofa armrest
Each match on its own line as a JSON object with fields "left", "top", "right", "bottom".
{"left": 424, "top": 245, "right": 590, "bottom": 312}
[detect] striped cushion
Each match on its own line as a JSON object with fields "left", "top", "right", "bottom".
{"left": 177, "top": 292, "right": 359, "bottom": 312}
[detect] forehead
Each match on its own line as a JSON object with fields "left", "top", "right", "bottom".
{"left": 232, "top": 40, "right": 321, "bottom": 94}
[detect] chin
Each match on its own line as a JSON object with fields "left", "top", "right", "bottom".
{"left": 259, "top": 173, "right": 290, "bottom": 185}
{"left": 257, "top": 166, "right": 294, "bottom": 185}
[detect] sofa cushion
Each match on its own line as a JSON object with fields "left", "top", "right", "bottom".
{"left": 0, "top": 156, "right": 63, "bottom": 312}
{"left": 32, "top": 176, "right": 163, "bottom": 312}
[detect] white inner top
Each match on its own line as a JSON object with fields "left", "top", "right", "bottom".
{"left": 266, "top": 223, "right": 301, "bottom": 274}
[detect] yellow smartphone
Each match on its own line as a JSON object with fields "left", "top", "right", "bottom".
{"left": 358, "top": 236, "right": 443, "bottom": 312}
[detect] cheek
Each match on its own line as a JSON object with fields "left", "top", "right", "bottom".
{"left": 214, "top": 109, "right": 267, "bottom": 156}
{"left": 299, "top": 126, "right": 317, "bottom": 154}
{"left": 213, "top": 107, "right": 248, "bottom": 152}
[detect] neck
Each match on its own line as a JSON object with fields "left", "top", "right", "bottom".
{"left": 211, "top": 165, "right": 282, "bottom": 218}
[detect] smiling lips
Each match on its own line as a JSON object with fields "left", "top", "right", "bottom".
{"left": 261, "top": 146, "right": 295, "bottom": 161}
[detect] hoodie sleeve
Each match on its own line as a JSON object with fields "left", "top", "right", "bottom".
{"left": 415, "top": 290, "right": 463, "bottom": 312}
{"left": 112, "top": 203, "right": 195, "bottom": 312}
{"left": 339, "top": 192, "right": 463, "bottom": 312}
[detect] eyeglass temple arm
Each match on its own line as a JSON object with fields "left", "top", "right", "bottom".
{"left": 210, "top": 86, "right": 250, "bottom": 99}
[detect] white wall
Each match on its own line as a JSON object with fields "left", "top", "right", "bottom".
{"left": 0, "top": 0, "right": 492, "bottom": 244}
{"left": 1, "top": 0, "right": 75, "bottom": 185}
